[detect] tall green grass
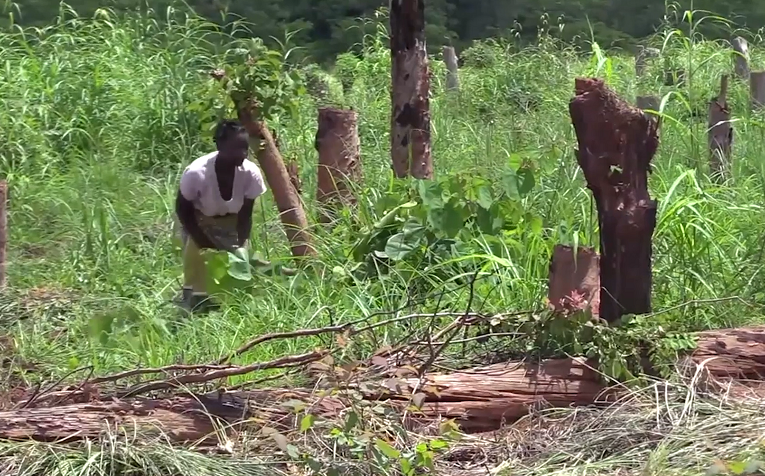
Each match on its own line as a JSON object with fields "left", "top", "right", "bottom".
{"left": 1, "top": 4, "right": 764, "bottom": 386}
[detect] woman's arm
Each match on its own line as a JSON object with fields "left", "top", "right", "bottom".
{"left": 176, "top": 190, "right": 217, "bottom": 249}
{"left": 236, "top": 198, "right": 255, "bottom": 247}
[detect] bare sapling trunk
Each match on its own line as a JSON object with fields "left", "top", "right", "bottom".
{"left": 0, "top": 180, "right": 6, "bottom": 288}
{"left": 390, "top": 0, "right": 433, "bottom": 179}
{"left": 315, "top": 107, "right": 361, "bottom": 223}
{"left": 548, "top": 245, "right": 600, "bottom": 317}
{"left": 237, "top": 105, "right": 316, "bottom": 258}
{"left": 443, "top": 46, "right": 459, "bottom": 91}
{"left": 569, "top": 79, "right": 659, "bottom": 323}
{"left": 636, "top": 95, "right": 661, "bottom": 127}
{"left": 708, "top": 75, "right": 732, "bottom": 181}
{"left": 731, "top": 36, "right": 749, "bottom": 80}
{"left": 750, "top": 71, "right": 765, "bottom": 111}
{"left": 635, "top": 46, "right": 659, "bottom": 77}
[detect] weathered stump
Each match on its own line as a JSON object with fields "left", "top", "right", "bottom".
{"left": 315, "top": 107, "right": 361, "bottom": 222}
{"left": 635, "top": 46, "right": 659, "bottom": 77}
{"left": 664, "top": 69, "right": 685, "bottom": 86}
{"left": 390, "top": 0, "right": 433, "bottom": 179}
{"left": 443, "top": 45, "right": 459, "bottom": 91}
{"left": 731, "top": 36, "right": 750, "bottom": 80}
{"left": 569, "top": 78, "right": 659, "bottom": 323}
{"left": 636, "top": 95, "right": 661, "bottom": 127}
{"left": 237, "top": 105, "right": 316, "bottom": 258}
{"left": 708, "top": 75, "right": 732, "bottom": 181}
{"left": 750, "top": 71, "right": 765, "bottom": 111}
{"left": 547, "top": 245, "right": 600, "bottom": 317}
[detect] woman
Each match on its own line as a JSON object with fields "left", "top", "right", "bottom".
{"left": 175, "top": 119, "right": 267, "bottom": 311}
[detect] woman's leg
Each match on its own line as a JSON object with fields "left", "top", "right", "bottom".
{"left": 183, "top": 235, "right": 208, "bottom": 296}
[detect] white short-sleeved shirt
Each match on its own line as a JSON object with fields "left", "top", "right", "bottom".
{"left": 179, "top": 152, "right": 267, "bottom": 217}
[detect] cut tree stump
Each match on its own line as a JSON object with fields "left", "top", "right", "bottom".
{"left": 315, "top": 107, "right": 361, "bottom": 223}
{"left": 237, "top": 106, "right": 316, "bottom": 258}
{"left": 732, "top": 36, "right": 750, "bottom": 79}
{"left": 443, "top": 45, "right": 459, "bottom": 91}
{"left": 569, "top": 78, "right": 659, "bottom": 323}
{"left": 635, "top": 46, "right": 659, "bottom": 77}
{"left": 708, "top": 75, "right": 732, "bottom": 181}
{"left": 390, "top": 0, "right": 433, "bottom": 179}
{"left": 547, "top": 244, "right": 600, "bottom": 317}
{"left": 750, "top": 71, "right": 765, "bottom": 111}
{"left": 3, "top": 326, "right": 765, "bottom": 442}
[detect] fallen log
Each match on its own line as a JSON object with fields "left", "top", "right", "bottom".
{"left": 3, "top": 326, "right": 765, "bottom": 443}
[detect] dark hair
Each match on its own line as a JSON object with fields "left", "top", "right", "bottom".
{"left": 214, "top": 119, "right": 247, "bottom": 148}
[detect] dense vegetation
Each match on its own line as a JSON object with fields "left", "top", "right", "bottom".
{"left": 8, "top": 0, "right": 765, "bottom": 61}
{"left": 2, "top": 2, "right": 765, "bottom": 475}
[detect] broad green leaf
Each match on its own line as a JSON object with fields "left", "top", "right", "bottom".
{"left": 300, "top": 414, "right": 315, "bottom": 432}
{"left": 517, "top": 166, "right": 535, "bottom": 195}
{"left": 227, "top": 249, "right": 252, "bottom": 281}
{"left": 427, "top": 202, "right": 464, "bottom": 238}
{"left": 500, "top": 168, "right": 520, "bottom": 200}
{"left": 384, "top": 232, "right": 421, "bottom": 260}
{"left": 476, "top": 184, "right": 494, "bottom": 210}
{"left": 417, "top": 180, "right": 444, "bottom": 209}
{"left": 375, "top": 438, "right": 401, "bottom": 459}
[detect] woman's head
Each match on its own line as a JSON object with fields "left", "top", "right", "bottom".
{"left": 214, "top": 119, "right": 249, "bottom": 166}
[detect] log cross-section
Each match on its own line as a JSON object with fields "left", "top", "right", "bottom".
{"left": 390, "top": 0, "right": 433, "bottom": 179}
{"left": 569, "top": 78, "right": 659, "bottom": 323}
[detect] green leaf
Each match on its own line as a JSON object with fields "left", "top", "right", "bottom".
{"left": 227, "top": 248, "right": 252, "bottom": 281}
{"left": 475, "top": 184, "right": 494, "bottom": 210}
{"left": 417, "top": 180, "right": 444, "bottom": 210}
{"left": 400, "top": 458, "right": 414, "bottom": 476}
{"left": 344, "top": 411, "right": 360, "bottom": 432}
{"left": 384, "top": 232, "right": 422, "bottom": 260}
{"left": 517, "top": 166, "right": 535, "bottom": 195}
{"left": 500, "top": 168, "right": 520, "bottom": 200}
{"left": 375, "top": 438, "right": 401, "bottom": 459}
{"left": 429, "top": 439, "right": 448, "bottom": 450}
{"left": 427, "top": 202, "right": 464, "bottom": 238}
{"left": 300, "top": 414, "right": 315, "bottom": 432}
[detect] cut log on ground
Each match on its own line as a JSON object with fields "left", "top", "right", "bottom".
{"left": 4, "top": 325, "right": 765, "bottom": 444}
{"left": 569, "top": 78, "right": 659, "bottom": 323}
{"left": 315, "top": 107, "right": 361, "bottom": 222}
{"left": 390, "top": 0, "right": 433, "bottom": 179}
{"left": 708, "top": 75, "right": 732, "bottom": 181}
{"left": 237, "top": 105, "right": 316, "bottom": 258}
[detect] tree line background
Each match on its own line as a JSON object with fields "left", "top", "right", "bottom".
{"left": 8, "top": 0, "right": 765, "bottom": 62}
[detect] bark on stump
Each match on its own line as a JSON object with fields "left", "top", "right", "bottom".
{"left": 750, "top": 71, "right": 765, "bottom": 111}
{"left": 569, "top": 78, "right": 659, "bottom": 323}
{"left": 237, "top": 106, "right": 316, "bottom": 258}
{"left": 636, "top": 95, "right": 661, "bottom": 128}
{"left": 635, "top": 46, "right": 659, "bottom": 77}
{"left": 708, "top": 75, "right": 732, "bottom": 181}
{"left": 443, "top": 46, "right": 459, "bottom": 91}
{"left": 731, "top": 36, "right": 750, "bottom": 80}
{"left": 390, "top": 0, "right": 433, "bottom": 179}
{"left": 315, "top": 107, "right": 361, "bottom": 223}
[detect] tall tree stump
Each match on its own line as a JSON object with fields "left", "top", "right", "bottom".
{"left": 237, "top": 105, "right": 316, "bottom": 258}
{"left": 750, "top": 71, "right": 765, "bottom": 111}
{"left": 443, "top": 46, "right": 459, "bottom": 91}
{"left": 731, "top": 36, "right": 750, "bottom": 80}
{"left": 708, "top": 75, "right": 732, "bottom": 181}
{"left": 569, "top": 79, "right": 659, "bottom": 323}
{"left": 636, "top": 95, "right": 661, "bottom": 127}
{"left": 635, "top": 46, "right": 659, "bottom": 77}
{"left": 390, "top": 0, "right": 433, "bottom": 179}
{"left": 315, "top": 107, "right": 361, "bottom": 223}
